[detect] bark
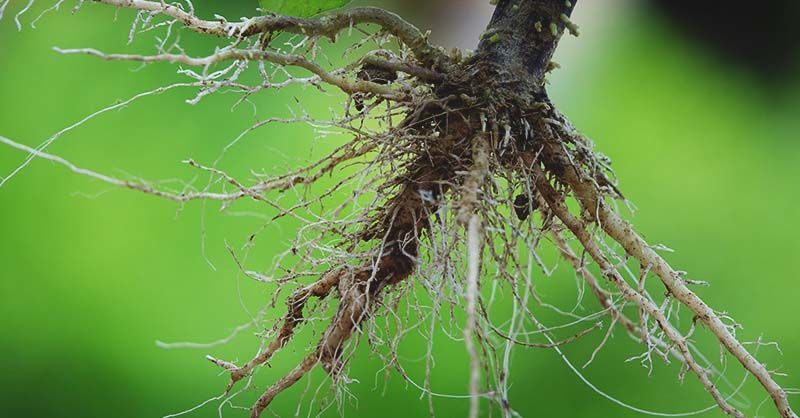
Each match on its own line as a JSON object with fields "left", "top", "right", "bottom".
{"left": 476, "top": 0, "right": 576, "bottom": 96}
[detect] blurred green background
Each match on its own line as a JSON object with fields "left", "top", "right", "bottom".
{"left": 1, "top": 1, "right": 798, "bottom": 417}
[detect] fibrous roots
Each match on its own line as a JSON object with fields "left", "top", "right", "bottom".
{"left": 1, "top": 0, "right": 796, "bottom": 417}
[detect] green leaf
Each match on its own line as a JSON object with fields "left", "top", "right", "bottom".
{"left": 259, "top": 0, "right": 352, "bottom": 17}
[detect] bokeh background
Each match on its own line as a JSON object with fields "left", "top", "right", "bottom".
{"left": 1, "top": 0, "right": 799, "bottom": 417}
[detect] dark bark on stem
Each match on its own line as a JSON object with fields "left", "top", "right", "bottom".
{"left": 476, "top": 0, "right": 577, "bottom": 95}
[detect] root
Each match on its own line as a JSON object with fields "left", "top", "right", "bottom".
{"left": 251, "top": 351, "right": 321, "bottom": 418}
{"left": 455, "top": 136, "right": 491, "bottom": 418}
{"left": 3, "top": 1, "right": 796, "bottom": 417}
{"left": 464, "top": 215, "right": 483, "bottom": 418}
{"left": 532, "top": 165, "right": 744, "bottom": 417}
{"left": 534, "top": 133, "right": 796, "bottom": 417}
{"left": 209, "top": 269, "right": 343, "bottom": 391}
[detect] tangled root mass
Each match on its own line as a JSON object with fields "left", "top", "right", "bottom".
{"left": 1, "top": 1, "right": 796, "bottom": 417}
